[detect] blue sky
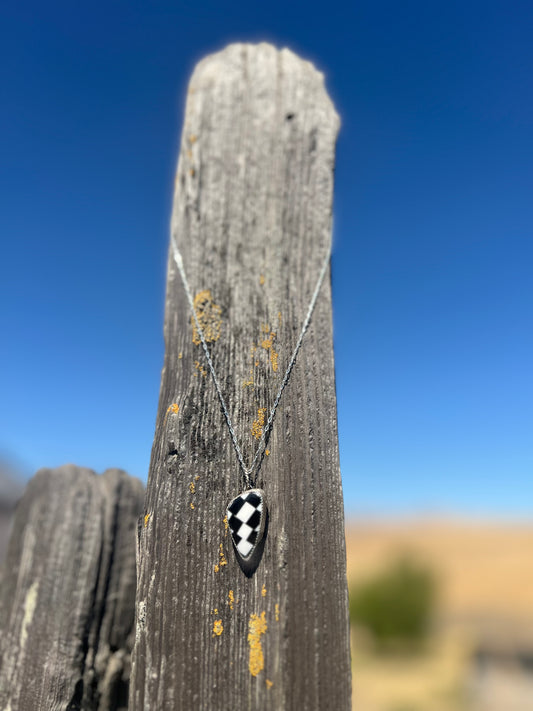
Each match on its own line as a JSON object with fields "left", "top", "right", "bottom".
{"left": 1, "top": 1, "right": 532, "bottom": 516}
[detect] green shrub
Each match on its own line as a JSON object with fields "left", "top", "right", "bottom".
{"left": 349, "top": 556, "right": 436, "bottom": 648}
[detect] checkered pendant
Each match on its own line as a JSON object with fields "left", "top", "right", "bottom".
{"left": 227, "top": 489, "right": 267, "bottom": 562}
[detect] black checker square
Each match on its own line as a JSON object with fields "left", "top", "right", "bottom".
{"left": 228, "top": 496, "right": 245, "bottom": 517}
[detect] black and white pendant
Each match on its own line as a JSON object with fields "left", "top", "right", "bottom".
{"left": 227, "top": 489, "right": 267, "bottom": 566}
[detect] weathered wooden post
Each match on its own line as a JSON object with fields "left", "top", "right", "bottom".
{"left": 131, "top": 43, "right": 351, "bottom": 710}
{"left": 0, "top": 465, "right": 144, "bottom": 710}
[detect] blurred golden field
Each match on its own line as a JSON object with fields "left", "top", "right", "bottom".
{"left": 345, "top": 519, "right": 533, "bottom": 711}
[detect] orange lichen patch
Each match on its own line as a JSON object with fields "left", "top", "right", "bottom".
{"left": 261, "top": 584, "right": 267, "bottom": 597}
{"left": 275, "top": 603, "right": 280, "bottom": 622}
{"left": 260, "top": 326, "right": 279, "bottom": 372}
{"left": 266, "top": 679, "right": 273, "bottom": 689}
{"left": 243, "top": 369, "right": 254, "bottom": 387}
{"left": 278, "top": 311, "right": 282, "bottom": 325}
{"left": 265, "top": 449, "right": 270, "bottom": 456}
{"left": 248, "top": 612, "right": 267, "bottom": 677}
{"left": 212, "top": 619, "right": 223, "bottom": 637}
{"left": 189, "top": 134, "right": 198, "bottom": 144}
{"left": 164, "top": 403, "right": 179, "bottom": 425}
{"left": 259, "top": 274, "right": 265, "bottom": 286}
{"left": 251, "top": 408, "right": 266, "bottom": 440}
{"left": 178, "top": 352, "right": 183, "bottom": 359}
{"left": 190, "top": 503, "right": 195, "bottom": 510}
{"left": 144, "top": 513, "right": 151, "bottom": 528}
{"left": 194, "top": 360, "right": 207, "bottom": 377}
{"left": 189, "top": 168, "right": 195, "bottom": 177}
{"left": 228, "top": 590, "right": 236, "bottom": 610}
{"left": 189, "top": 481, "right": 196, "bottom": 494}
{"left": 215, "top": 542, "right": 228, "bottom": 573}
{"left": 219, "top": 543, "right": 227, "bottom": 566}
{"left": 261, "top": 333, "right": 274, "bottom": 349}
{"left": 191, "top": 290, "right": 222, "bottom": 345}
{"left": 223, "top": 515, "right": 229, "bottom": 534}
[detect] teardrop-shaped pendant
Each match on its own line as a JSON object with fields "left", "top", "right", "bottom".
{"left": 227, "top": 489, "right": 267, "bottom": 565}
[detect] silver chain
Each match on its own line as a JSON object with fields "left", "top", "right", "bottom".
{"left": 170, "top": 230, "right": 331, "bottom": 490}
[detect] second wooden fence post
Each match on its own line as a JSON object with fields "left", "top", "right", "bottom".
{"left": 130, "top": 42, "right": 351, "bottom": 711}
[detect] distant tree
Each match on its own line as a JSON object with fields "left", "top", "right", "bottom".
{"left": 350, "top": 556, "right": 436, "bottom": 648}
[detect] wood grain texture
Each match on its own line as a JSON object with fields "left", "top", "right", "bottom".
{"left": 0, "top": 465, "right": 144, "bottom": 711}
{"left": 131, "top": 42, "right": 351, "bottom": 710}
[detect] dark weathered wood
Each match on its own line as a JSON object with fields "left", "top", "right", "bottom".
{"left": 0, "top": 465, "right": 144, "bottom": 711}
{"left": 131, "top": 42, "right": 351, "bottom": 710}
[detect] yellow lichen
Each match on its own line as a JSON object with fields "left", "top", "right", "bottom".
{"left": 265, "top": 449, "right": 270, "bottom": 456}
{"left": 213, "top": 619, "right": 223, "bottom": 636}
{"left": 165, "top": 403, "right": 179, "bottom": 424}
{"left": 194, "top": 360, "right": 207, "bottom": 377}
{"left": 248, "top": 612, "right": 268, "bottom": 677}
{"left": 191, "top": 290, "right": 222, "bottom": 345}
{"left": 189, "top": 134, "right": 197, "bottom": 144}
{"left": 190, "top": 502, "right": 195, "bottom": 510}
{"left": 178, "top": 352, "right": 183, "bottom": 359}
{"left": 259, "top": 274, "right": 265, "bottom": 286}
{"left": 219, "top": 543, "right": 227, "bottom": 567}
{"left": 275, "top": 603, "right": 280, "bottom": 622}
{"left": 195, "top": 475, "right": 200, "bottom": 481}
{"left": 243, "top": 369, "right": 254, "bottom": 387}
{"left": 261, "top": 334, "right": 273, "bottom": 350}
{"left": 189, "top": 481, "right": 196, "bottom": 494}
{"left": 215, "top": 542, "right": 227, "bottom": 572}
{"left": 251, "top": 408, "right": 266, "bottom": 440}
{"left": 261, "top": 584, "right": 267, "bottom": 597}
{"left": 260, "top": 326, "right": 279, "bottom": 372}
{"left": 144, "top": 513, "right": 151, "bottom": 527}
{"left": 223, "top": 515, "right": 229, "bottom": 534}
{"left": 228, "top": 590, "right": 235, "bottom": 610}
{"left": 266, "top": 679, "right": 273, "bottom": 689}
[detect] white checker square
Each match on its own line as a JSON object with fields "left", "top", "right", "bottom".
{"left": 236, "top": 501, "right": 256, "bottom": 524}
{"left": 237, "top": 539, "right": 253, "bottom": 558}
{"left": 238, "top": 522, "right": 253, "bottom": 540}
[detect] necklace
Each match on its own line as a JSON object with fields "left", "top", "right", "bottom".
{"left": 170, "top": 230, "right": 332, "bottom": 568}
